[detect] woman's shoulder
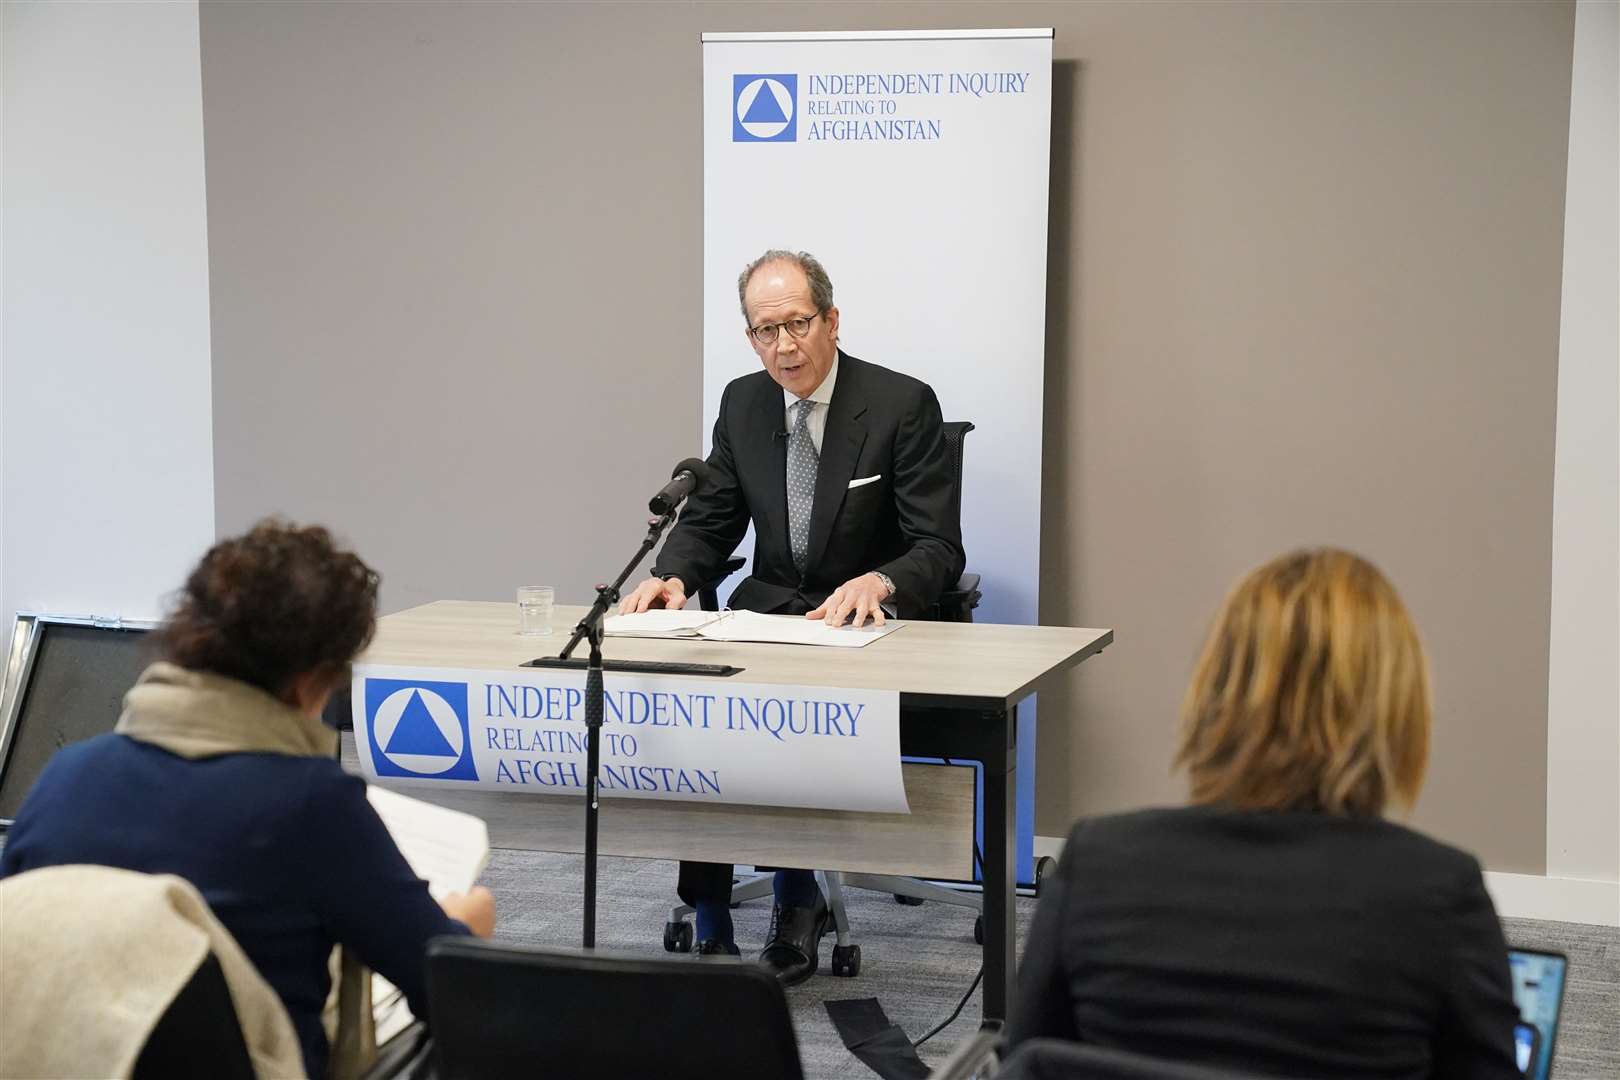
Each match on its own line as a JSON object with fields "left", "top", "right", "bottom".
{"left": 1059, "top": 805, "right": 1483, "bottom": 886}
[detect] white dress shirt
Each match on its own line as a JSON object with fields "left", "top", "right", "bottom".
{"left": 782, "top": 353, "right": 839, "bottom": 454}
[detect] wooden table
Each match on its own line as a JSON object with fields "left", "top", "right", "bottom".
{"left": 357, "top": 600, "right": 1112, "bottom": 1024}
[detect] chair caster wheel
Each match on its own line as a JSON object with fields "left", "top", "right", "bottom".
{"left": 893, "top": 894, "right": 925, "bottom": 906}
{"left": 831, "top": 944, "right": 861, "bottom": 977}
{"left": 1035, "top": 855, "right": 1057, "bottom": 895}
{"left": 663, "top": 921, "right": 693, "bottom": 953}
{"left": 973, "top": 916, "right": 984, "bottom": 945}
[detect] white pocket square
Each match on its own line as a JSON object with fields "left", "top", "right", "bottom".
{"left": 847, "top": 474, "right": 882, "bottom": 490}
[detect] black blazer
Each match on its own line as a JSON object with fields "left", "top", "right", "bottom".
{"left": 1011, "top": 806, "right": 1522, "bottom": 1080}
{"left": 654, "top": 352, "right": 965, "bottom": 619}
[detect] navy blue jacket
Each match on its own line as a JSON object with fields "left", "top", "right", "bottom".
{"left": 0, "top": 734, "right": 469, "bottom": 1077}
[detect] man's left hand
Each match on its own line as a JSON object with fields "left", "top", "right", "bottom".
{"left": 807, "top": 573, "right": 893, "bottom": 629}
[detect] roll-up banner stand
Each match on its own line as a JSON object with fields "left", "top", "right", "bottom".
{"left": 702, "top": 29, "right": 1053, "bottom": 886}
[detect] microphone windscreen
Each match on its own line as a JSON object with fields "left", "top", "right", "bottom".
{"left": 672, "top": 457, "right": 710, "bottom": 487}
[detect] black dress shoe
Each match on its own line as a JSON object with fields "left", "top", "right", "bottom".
{"left": 695, "top": 939, "right": 740, "bottom": 959}
{"left": 758, "top": 893, "right": 830, "bottom": 986}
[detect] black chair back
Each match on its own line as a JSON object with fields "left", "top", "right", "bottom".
{"left": 932, "top": 421, "right": 981, "bottom": 622}
{"left": 939, "top": 420, "right": 975, "bottom": 525}
{"left": 133, "top": 953, "right": 256, "bottom": 1080}
{"left": 997, "top": 1039, "right": 1273, "bottom": 1080}
{"left": 427, "top": 936, "right": 804, "bottom": 1080}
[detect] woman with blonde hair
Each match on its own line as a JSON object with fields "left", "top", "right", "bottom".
{"left": 1010, "top": 549, "right": 1520, "bottom": 1078}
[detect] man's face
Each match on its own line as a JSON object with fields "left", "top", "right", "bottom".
{"left": 744, "top": 261, "right": 840, "bottom": 399}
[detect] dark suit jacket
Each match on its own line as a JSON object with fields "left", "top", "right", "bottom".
{"left": 654, "top": 352, "right": 965, "bottom": 619}
{"left": 1010, "top": 806, "right": 1521, "bottom": 1080}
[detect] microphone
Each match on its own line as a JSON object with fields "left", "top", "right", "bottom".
{"left": 773, "top": 430, "right": 790, "bottom": 440}
{"left": 649, "top": 458, "right": 710, "bottom": 515}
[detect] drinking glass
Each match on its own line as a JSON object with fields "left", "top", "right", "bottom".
{"left": 516, "top": 585, "right": 554, "bottom": 636}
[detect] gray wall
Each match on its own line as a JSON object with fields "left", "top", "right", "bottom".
{"left": 201, "top": 1, "right": 1576, "bottom": 873}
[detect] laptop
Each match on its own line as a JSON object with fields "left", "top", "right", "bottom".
{"left": 1509, "top": 947, "right": 1568, "bottom": 1079}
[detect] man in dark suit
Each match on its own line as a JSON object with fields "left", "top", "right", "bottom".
{"left": 619, "top": 249, "right": 965, "bottom": 983}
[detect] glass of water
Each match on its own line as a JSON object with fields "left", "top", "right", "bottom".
{"left": 516, "top": 585, "right": 554, "bottom": 636}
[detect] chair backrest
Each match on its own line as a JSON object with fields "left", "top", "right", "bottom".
{"left": 997, "top": 1040, "right": 1276, "bottom": 1080}
{"left": 134, "top": 953, "right": 256, "bottom": 1080}
{"left": 427, "top": 937, "right": 805, "bottom": 1080}
{"left": 930, "top": 420, "right": 981, "bottom": 622}
{"left": 939, "top": 420, "right": 975, "bottom": 527}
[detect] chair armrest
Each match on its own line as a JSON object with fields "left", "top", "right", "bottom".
{"left": 932, "top": 571, "right": 982, "bottom": 623}
{"left": 697, "top": 557, "right": 747, "bottom": 612}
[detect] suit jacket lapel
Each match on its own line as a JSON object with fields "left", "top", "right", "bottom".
{"left": 739, "top": 375, "right": 791, "bottom": 568}
{"left": 804, "top": 358, "right": 868, "bottom": 575}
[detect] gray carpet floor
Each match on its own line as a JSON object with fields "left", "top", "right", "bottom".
{"left": 482, "top": 848, "right": 1620, "bottom": 1080}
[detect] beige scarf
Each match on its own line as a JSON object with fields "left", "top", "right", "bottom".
{"left": 116, "top": 662, "right": 376, "bottom": 1080}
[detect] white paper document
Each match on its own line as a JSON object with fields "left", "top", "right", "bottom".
{"left": 365, "top": 786, "right": 491, "bottom": 1045}
{"left": 601, "top": 609, "right": 718, "bottom": 638}
{"left": 605, "top": 608, "right": 901, "bottom": 648}
{"left": 366, "top": 784, "right": 490, "bottom": 900}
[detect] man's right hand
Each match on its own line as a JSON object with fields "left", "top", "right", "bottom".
{"left": 619, "top": 576, "right": 688, "bottom": 614}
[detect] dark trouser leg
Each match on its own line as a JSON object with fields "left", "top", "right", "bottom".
{"left": 773, "top": 868, "right": 819, "bottom": 907}
{"left": 677, "top": 860, "right": 735, "bottom": 945}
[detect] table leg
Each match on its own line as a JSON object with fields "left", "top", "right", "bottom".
{"left": 979, "top": 703, "right": 1017, "bottom": 1025}
{"left": 896, "top": 699, "right": 1020, "bottom": 1025}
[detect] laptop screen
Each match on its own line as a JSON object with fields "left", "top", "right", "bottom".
{"left": 1509, "top": 948, "right": 1567, "bottom": 1079}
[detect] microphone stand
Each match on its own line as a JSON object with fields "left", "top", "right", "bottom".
{"left": 557, "top": 507, "right": 677, "bottom": 949}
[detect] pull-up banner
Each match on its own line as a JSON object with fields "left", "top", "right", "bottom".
{"left": 702, "top": 29, "right": 1053, "bottom": 883}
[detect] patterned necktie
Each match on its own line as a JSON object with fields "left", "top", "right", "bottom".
{"left": 787, "top": 399, "right": 819, "bottom": 573}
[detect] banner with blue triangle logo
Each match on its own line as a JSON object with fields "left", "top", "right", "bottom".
{"left": 365, "top": 677, "right": 478, "bottom": 781}
{"left": 350, "top": 661, "right": 907, "bottom": 812}
{"left": 732, "top": 74, "right": 797, "bottom": 142}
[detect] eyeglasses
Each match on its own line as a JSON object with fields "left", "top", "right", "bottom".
{"left": 747, "top": 311, "right": 821, "bottom": 346}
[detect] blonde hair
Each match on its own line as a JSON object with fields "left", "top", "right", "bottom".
{"left": 1175, "top": 549, "right": 1431, "bottom": 816}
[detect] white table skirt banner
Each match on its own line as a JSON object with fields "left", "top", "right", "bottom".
{"left": 351, "top": 663, "right": 907, "bottom": 813}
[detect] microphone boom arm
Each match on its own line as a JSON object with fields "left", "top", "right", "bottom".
{"left": 559, "top": 507, "right": 677, "bottom": 661}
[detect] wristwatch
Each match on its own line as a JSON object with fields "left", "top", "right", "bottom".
{"left": 872, "top": 571, "right": 896, "bottom": 599}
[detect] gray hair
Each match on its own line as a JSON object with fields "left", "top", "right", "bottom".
{"left": 737, "top": 249, "right": 834, "bottom": 323}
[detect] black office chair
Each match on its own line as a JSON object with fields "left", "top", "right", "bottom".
{"left": 993, "top": 1040, "right": 1276, "bottom": 1080}
{"left": 671, "top": 421, "right": 986, "bottom": 972}
{"left": 133, "top": 953, "right": 257, "bottom": 1080}
{"left": 426, "top": 936, "right": 805, "bottom": 1080}
{"left": 931, "top": 420, "right": 983, "bottom": 620}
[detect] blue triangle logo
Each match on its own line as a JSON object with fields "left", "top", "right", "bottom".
{"left": 743, "top": 82, "right": 787, "bottom": 123}
{"left": 385, "top": 690, "right": 457, "bottom": 756}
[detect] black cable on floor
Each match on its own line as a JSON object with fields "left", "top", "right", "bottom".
{"left": 912, "top": 963, "right": 984, "bottom": 1048}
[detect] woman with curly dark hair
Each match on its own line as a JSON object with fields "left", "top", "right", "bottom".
{"left": 0, "top": 520, "right": 494, "bottom": 1078}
